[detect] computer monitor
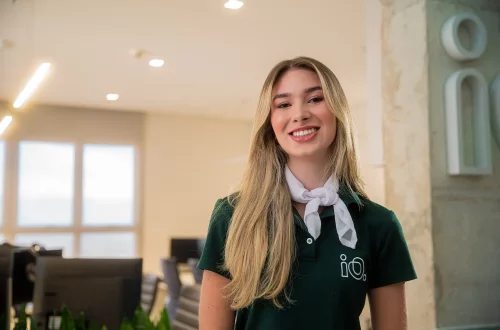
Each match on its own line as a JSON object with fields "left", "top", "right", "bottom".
{"left": 0, "top": 246, "right": 13, "bottom": 330}
{"left": 12, "top": 248, "right": 63, "bottom": 306}
{"left": 38, "top": 249, "right": 63, "bottom": 257}
{"left": 32, "top": 257, "right": 142, "bottom": 330}
{"left": 170, "top": 238, "right": 205, "bottom": 263}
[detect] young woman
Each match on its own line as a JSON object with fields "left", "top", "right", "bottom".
{"left": 197, "top": 57, "right": 417, "bottom": 330}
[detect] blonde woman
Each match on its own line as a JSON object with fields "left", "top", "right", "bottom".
{"left": 197, "top": 57, "right": 417, "bottom": 330}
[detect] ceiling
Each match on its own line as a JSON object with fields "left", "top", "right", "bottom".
{"left": 0, "top": 0, "right": 366, "bottom": 120}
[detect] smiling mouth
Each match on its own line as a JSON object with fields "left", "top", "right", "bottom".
{"left": 289, "top": 127, "right": 319, "bottom": 137}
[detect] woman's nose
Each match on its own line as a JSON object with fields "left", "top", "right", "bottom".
{"left": 292, "top": 104, "right": 311, "bottom": 122}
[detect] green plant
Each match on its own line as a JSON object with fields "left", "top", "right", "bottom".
{"left": 75, "top": 313, "right": 86, "bottom": 330}
{"left": 12, "top": 307, "right": 27, "bottom": 330}
{"left": 60, "top": 306, "right": 75, "bottom": 330}
{"left": 29, "top": 316, "right": 37, "bottom": 330}
{"left": 4, "top": 304, "right": 172, "bottom": 330}
{"left": 155, "top": 309, "right": 172, "bottom": 330}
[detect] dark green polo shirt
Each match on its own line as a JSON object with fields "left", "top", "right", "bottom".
{"left": 198, "top": 191, "right": 417, "bottom": 330}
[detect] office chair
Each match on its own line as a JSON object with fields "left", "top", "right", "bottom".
{"left": 172, "top": 284, "right": 200, "bottom": 330}
{"left": 187, "top": 258, "right": 203, "bottom": 284}
{"left": 160, "top": 258, "right": 182, "bottom": 320}
{"left": 141, "top": 274, "right": 160, "bottom": 316}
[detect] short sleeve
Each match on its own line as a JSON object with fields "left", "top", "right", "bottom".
{"left": 197, "top": 198, "right": 232, "bottom": 279}
{"left": 369, "top": 211, "right": 417, "bottom": 289}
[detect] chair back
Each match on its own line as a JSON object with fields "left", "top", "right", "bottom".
{"left": 160, "top": 257, "right": 182, "bottom": 319}
{"left": 187, "top": 258, "right": 203, "bottom": 284}
{"left": 141, "top": 274, "right": 160, "bottom": 315}
{"left": 172, "top": 284, "right": 201, "bottom": 330}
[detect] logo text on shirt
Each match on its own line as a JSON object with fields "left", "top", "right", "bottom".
{"left": 340, "top": 254, "right": 366, "bottom": 281}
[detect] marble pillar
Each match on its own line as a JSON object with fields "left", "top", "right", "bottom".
{"left": 366, "top": 0, "right": 437, "bottom": 329}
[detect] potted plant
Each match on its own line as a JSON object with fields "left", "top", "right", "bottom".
{"left": 5, "top": 304, "right": 172, "bottom": 330}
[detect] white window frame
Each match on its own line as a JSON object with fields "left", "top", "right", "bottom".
{"left": 0, "top": 138, "right": 142, "bottom": 257}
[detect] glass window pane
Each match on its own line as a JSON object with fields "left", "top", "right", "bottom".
{"left": 0, "top": 234, "right": 4, "bottom": 244}
{"left": 82, "top": 145, "right": 135, "bottom": 227}
{"left": 0, "top": 141, "right": 5, "bottom": 227}
{"left": 80, "top": 232, "right": 135, "bottom": 258}
{"left": 18, "top": 142, "right": 75, "bottom": 227}
{"left": 14, "top": 233, "right": 74, "bottom": 257}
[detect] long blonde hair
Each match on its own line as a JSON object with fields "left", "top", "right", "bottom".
{"left": 223, "top": 56, "right": 367, "bottom": 310}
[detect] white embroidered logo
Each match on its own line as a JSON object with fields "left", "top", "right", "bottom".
{"left": 340, "top": 254, "right": 366, "bottom": 281}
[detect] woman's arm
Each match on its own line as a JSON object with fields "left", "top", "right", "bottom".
{"left": 199, "top": 270, "right": 235, "bottom": 330}
{"left": 368, "top": 282, "right": 408, "bottom": 330}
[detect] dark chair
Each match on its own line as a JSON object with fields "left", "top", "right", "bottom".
{"left": 141, "top": 274, "right": 160, "bottom": 315}
{"left": 172, "top": 284, "right": 200, "bottom": 330}
{"left": 160, "top": 257, "right": 182, "bottom": 320}
{"left": 187, "top": 258, "right": 203, "bottom": 284}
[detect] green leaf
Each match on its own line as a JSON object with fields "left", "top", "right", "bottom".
{"left": 60, "top": 305, "right": 75, "bottom": 330}
{"left": 131, "top": 305, "right": 154, "bottom": 329}
{"left": 29, "top": 316, "right": 38, "bottom": 330}
{"left": 88, "top": 322, "right": 101, "bottom": 330}
{"left": 120, "top": 317, "right": 134, "bottom": 330}
{"left": 155, "top": 322, "right": 167, "bottom": 330}
{"left": 74, "top": 312, "right": 86, "bottom": 330}
{"left": 13, "top": 305, "right": 27, "bottom": 330}
{"left": 157, "top": 309, "right": 172, "bottom": 330}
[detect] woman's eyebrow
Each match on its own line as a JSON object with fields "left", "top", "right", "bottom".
{"left": 304, "top": 86, "right": 322, "bottom": 94}
{"left": 272, "top": 86, "right": 322, "bottom": 101}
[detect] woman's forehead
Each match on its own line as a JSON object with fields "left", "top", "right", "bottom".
{"left": 272, "top": 69, "right": 321, "bottom": 95}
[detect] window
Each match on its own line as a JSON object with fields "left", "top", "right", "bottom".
{"left": 17, "top": 142, "right": 75, "bottom": 227}
{"left": 0, "top": 141, "right": 4, "bottom": 227}
{"left": 0, "top": 141, "right": 139, "bottom": 258}
{"left": 80, "top": 232, "right": 135, "bottom": 258}
{"left": 14, "top": 233, "right": 74, "bottom": 257}
{"left": 82, "top": 145, "right": 135, "bottom": 227}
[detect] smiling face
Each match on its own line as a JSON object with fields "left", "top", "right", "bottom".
{"left": 270, "top": 68, "right": 337, "bottom": 164}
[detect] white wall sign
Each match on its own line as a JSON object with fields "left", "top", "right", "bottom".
{"left": 441, "top": 12, "right": 487, "bottom": 61}
{"left": 444, "top": 69, "right": 492, "bottom": 175}
{"left": 441, "top": 12, "right": 498, "bottom": 176}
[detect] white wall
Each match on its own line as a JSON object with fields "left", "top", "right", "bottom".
{"left": 141, "top": 113, "right": 252, "bottom": 274}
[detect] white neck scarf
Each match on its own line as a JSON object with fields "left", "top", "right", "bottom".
{"left": 285, "top": 166, "right": 357, "bottom": 249}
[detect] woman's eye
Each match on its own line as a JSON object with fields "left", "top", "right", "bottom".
{"left": 277, "top": 102, "right": 291, "bottom": 109}
{"left": 309, "top": 96, "right": 324, "bottom": 103}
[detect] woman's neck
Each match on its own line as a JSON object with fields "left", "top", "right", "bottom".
{"left": 287, "top": 157, "right": 328, "bottom": 190}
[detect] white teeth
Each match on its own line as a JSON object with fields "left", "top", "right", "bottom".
{"left": 292, "top": 128, "right": 317, "bottom": 137}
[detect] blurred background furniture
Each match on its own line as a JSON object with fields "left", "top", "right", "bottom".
{"left": 141, "top": 274, "right": 160, "bottom": 316}
{"left": 161, "top": 257, "right": 182, "bottom": 320}
{"left": 172, "top": 285, "right": 201, "bottom": 330}
{"left": 187, "top": 258, "right": 203, "bottom": 284}
{"left": 170, "top": 238, "right": 205, "bottom": 264}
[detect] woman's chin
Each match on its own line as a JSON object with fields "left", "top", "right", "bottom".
{"left": 286, "top": 147, "right": 329, "bottom": 163}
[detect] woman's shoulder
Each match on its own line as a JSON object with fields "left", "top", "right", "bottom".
{"left": 356, "top": 198, "right": 417, "bottom": 286}
{"left": 208, "top": 194, "right": 238, "bottom": 229}
{"left": 211, "top": 194, "right": 237, "bottom": 216}
{"left": 357, "top": 197, "right": 403, "bottom": 232}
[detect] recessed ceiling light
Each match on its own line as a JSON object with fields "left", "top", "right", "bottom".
{"left": 224, "top": 0, "right": 243, "bottom": 9}
{"left": 149, "top": 59, "right": 164, "bottom": 68}
{"left": 0, "top": 115, "right": 13, "bottom": 137}
{"left": 13, "top": 62, "right": 52, "bottom": 109}
{"left": 106, "top": 94, "right": 119, "bottom": 101}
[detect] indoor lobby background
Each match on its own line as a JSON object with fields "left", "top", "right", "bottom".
{"left": 0, "top": 0, "right": 499, "bottom": 329}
